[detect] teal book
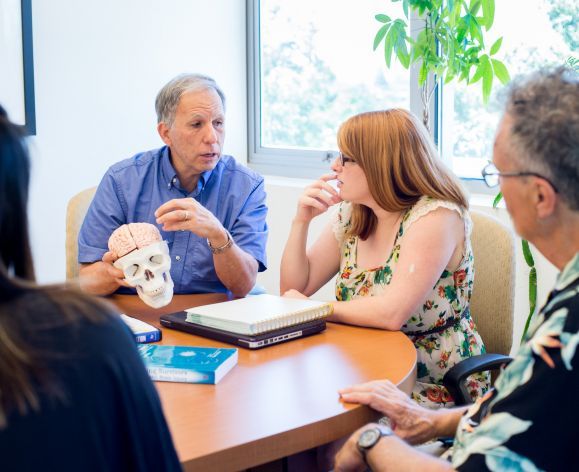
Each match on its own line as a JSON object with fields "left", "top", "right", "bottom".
{"left": 137, "top": 344, "right": 238, "bottom": 384}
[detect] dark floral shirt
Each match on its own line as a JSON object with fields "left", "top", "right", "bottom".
{"left": 453, "top": 252, "right": 579, "bottom": 470}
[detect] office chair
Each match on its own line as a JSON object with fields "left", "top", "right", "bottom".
{"left": 65, "top": 187, "right": 97, "bottom": 280}
{"left": 443, "top": 210, "right": 516, "bottom": 405}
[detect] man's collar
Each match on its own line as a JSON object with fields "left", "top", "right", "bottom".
{"left": 554, "top": 252, "right": 579, "bottom": 292}
{"left": 161, "top": 146, "right": 215, "bottom": 194}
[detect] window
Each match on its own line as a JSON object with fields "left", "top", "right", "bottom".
{"left": 248, "top": 0, "right": 415, "bottom": 178}
{"left": 249, "top": 0, "right": 576, "bottom": 184}
{"left": 445, "top": 0, "right": 575, "bottom": 186}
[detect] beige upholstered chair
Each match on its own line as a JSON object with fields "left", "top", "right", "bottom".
{"left": 469, "top": 210, "right": 516, "bottom": 356}
{"left": 443, "top": 210, "right": 516, "bottom": 405}
{"left": 65, "top": 187, "right": 97, "bottom": 280}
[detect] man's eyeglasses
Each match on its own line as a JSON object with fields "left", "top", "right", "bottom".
{"left": 339, "top": 152, "right": 356, "bottom": 167}
{"left": 481, "top": 162, "right": 558, "bottom": 192}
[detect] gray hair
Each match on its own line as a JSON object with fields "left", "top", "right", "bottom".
{"left": 155, "top": 73, "right": 226, "bottom": 127}
{"left": 504, "top": 67, "right": 579, "bottom": 210}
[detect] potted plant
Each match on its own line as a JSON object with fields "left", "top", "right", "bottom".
{"left": 373, "top": 0, "right": 510, "bottom": 128}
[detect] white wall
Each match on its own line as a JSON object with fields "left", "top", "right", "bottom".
{"left": 28, "top": 0, "right": 247, "bottom": 283}
{"left": 26, "top": 0, "right": 558, "bottom": 353}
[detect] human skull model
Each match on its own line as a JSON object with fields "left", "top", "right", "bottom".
{"left": 109, "top": 223, "right": 174, "bottom": 308}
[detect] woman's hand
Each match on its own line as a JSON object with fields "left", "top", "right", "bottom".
{"left": 338, "top": 380, "right": 441, "bottom": 445}
{"left": 282, "top": 289, "right": 309, "bottom": 300}
{"left": 294, "top": 173, "right": 342, "bottom": 223}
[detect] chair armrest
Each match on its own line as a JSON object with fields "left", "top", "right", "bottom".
{"left": 443, "top": 353, "right": 513, "bottom": 406}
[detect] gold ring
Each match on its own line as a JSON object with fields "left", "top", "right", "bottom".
{"left": 183, "top": 210, "right": 190, "bottom": 221}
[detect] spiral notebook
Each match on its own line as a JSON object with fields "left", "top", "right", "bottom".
{"left": 184, "top": 294, "right": 333, "bottom": 336}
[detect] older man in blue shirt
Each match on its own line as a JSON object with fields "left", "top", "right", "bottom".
{"left": 78, "top": 74, "right": 268, "bottom": 297}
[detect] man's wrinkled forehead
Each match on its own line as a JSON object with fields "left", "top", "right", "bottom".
{"left": 177, "top": 89, "right": 225, "bottom": 119}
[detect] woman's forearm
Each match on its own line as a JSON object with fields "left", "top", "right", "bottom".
{"left": 330, "top": 297, "right": 410, "bottom": 331}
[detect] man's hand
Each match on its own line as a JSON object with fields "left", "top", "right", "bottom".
{"left": 155, "top": 198, "right": 227, "bottom": 245}
{"left": 333, "top": 425, "right": 368, "bottom": 472}
{"left": 339, "top": 380, "right": 441, "bottom": 445}
{"left": 79, "top": 251, "right": 131, "bottom": 296}
{"left": 335, "top": 421, "right": 456, "bottom": 472}
{"left": 155, "top": 197, "right": 259, "bottom": 297}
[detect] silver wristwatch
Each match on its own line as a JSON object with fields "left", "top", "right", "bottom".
{"left": 357, "top": 424, "right": 394, "bottom": 462}
{"left": 207, "top": 230, "right": 233, "bottom": 254}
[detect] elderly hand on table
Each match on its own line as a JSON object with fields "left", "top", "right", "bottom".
{"left": 338, "top": 380, "right": 442, "bottom": 445}
{"left": 335, "top": 381, "right": 461, "bottom": 472}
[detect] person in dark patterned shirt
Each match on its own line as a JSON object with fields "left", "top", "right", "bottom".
{"left": 333, "top": 67, "right": 579, "bottom": 472}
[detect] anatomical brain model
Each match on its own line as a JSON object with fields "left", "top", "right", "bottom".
{"left": 108, "top": 223, "right": 174, "bottom": 308}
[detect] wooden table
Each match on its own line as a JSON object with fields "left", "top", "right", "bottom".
{"left": 112, "top": 294, "right": 417, "bottom": 472}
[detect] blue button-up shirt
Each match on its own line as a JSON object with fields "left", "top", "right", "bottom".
{"left": 78, "top": 146, "right": 268, "bottom": 294}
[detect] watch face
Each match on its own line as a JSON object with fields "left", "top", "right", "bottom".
{"left": 358, "top": 428, "right": 381, "bottom": 449}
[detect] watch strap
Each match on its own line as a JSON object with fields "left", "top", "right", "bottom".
{"left": 207, "top": 230, "right": 233, "bottom": 254}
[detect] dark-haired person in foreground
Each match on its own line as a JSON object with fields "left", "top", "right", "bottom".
{"left": 0, "top": 108, "right": 181, "bottom": 470}
{"left": 334, "top": 67, "right": 579, "bottom": 471}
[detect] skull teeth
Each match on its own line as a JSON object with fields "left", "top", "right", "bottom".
{"left": 139, "top": 285, "right": 166, "bottom": 298}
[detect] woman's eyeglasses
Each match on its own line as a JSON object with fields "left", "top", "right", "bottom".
{"left": 339, "top": 152, "right": 356, "bottom": 167}
{"left": 481, "top": 162, "right": 558, "bottom": 192}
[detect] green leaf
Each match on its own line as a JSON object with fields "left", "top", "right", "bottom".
{"left": 470, "top": 60, "right": 485, "bottom": 84}
{"left": 520, "top": 266, "right": 537, "bottom": 344}
{"left": 521, "top": 239, "right": 535, "bottom": 267}
{"left": 403, "top": 0, "right": 409, "bottom": 19}
{"left": 448, "top": 0, "right": 461, "bottom": 27}
{"left": 482, "top": 56, "right": 493, "bottom": 103}
{"left": 375, "top": 14, "right": 391, "bottom": 23}
{"left": 459, "top": 67, "right": 470, "bottom": 82}
{"left": 492, "top": 192, "right": 503, "bottom": 208}
{"left": 529, "top": 267, "right": 537, "bottom": 311}
{"left": 470, "top": 0, "right": 482, "bottom": 16}
{"left": 418, "top": 61, "right": 428, "bottom": 85}
{"left": 481, "top": 0, "right": 495, "bottom": 30}
{"left": 457, "top": 16, "right": 469, "bottom": 43}
{"left": 448, "top": 0, "right": 455, "bottom": 15}
{"left": 492, "top": 58, "right": 511, "bottom": 84}
{"left": 384, "top": 28, "right": 395, "bottom": 67}
{"left": 490, "top": 37, "right": 502, "bottom": 55}
{"left": 395, "top": 32, "right": 411, "bottom": 68}
{"left": 469, "top": 16, "right": 484, "bottom": 47}
{"left": 373, "top": 24, "right": 390, "bottom": 51}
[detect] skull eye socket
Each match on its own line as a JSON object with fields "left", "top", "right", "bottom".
{"left": 149, "top": 255, "right": 164, "bottom": 264}
{"left": 128, "top": 264, "right": 139, "bottom": 277}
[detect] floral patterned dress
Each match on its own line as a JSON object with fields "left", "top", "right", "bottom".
{"left": 451, "top": 252, "right": 579, "bottom": 471}
{"left": 333, "top": 197, "right": 489, "bottom": 408}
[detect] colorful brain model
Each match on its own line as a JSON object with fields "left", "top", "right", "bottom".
{"left": 108, "top": 223, "right": 162, "bottom": 258}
